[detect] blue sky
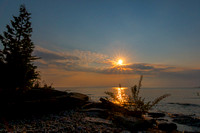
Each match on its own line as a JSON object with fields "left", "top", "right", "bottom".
{"left": 0, "top": 0, "right": 200, "bottom": 87}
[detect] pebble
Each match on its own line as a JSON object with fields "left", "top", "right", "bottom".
{"left": 0, "top": 109, "right": 123, "bottom": 132}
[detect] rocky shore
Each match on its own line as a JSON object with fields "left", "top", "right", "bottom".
{"left": 0, "top": 109, "right": 123, "bottom": 133}
{"left": 0, "top": 89, "right": 199, "bottom": 132}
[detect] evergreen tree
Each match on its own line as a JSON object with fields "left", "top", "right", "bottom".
{"left": 0, "top": 5, "right": 39, "bottom": 91}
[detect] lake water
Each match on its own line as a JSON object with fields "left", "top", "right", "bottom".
{"left": 56, "top": 87, "right": 200, "bottom": 132}
{"left": 57, "top": 87, "right": 200, "bottom": 116}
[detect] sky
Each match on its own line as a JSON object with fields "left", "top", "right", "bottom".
{"left": 0, "top": 0, "right": 200, "bottom": 87}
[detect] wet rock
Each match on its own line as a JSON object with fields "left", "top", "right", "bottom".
{"left": 171, "top": 114, "right": 200, "bottom": 127}
{"left": 148, "top": 112, "right": 165, "bottom": 118}
{"left": 158, "top": 123, "right": 177, "bottom": 132}
{"left": 83, "top": 117, "right": 112, "bottom": 125}
{"left": 80, "top": 108, "right": 109, "bottom": 118}
{"left": 168, "top": 102, "right": 200, "bottom": 107}
{"left": 112, "top": 114, "right": 154, "bottom": 131}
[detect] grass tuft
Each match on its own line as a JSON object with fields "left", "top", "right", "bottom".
{"left": 105, "top": 75, "right": 170, "bottom": 114}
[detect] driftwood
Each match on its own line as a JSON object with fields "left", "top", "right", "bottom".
{"left": 100, "top": 98, "right": 142, "bottom": 117}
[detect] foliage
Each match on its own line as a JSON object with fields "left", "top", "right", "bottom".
{"left": 105, "top": 75, "right": 170, "bottom": 114}
{"left": 33, "top": 80, "right": 54, "bottom": 90}
{"left": 0, "top": 5, "right": 39, "bottom": 91}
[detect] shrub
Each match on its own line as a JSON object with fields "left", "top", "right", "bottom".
{"left": 105, "top": 75, "right": 170, "bottom": 114}
{"left": 33, "top": 80, "right": 54, "bottom": 90}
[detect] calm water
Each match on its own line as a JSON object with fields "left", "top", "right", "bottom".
{"left": 56, "top": 87, "right": 200, "bottom": 117}
{"left": 57, "top": 87, "right": 200, "bottom": 132}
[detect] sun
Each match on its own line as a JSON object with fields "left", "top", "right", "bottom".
{"left": 117, "top": 59, "right": 123, "bottom": 65}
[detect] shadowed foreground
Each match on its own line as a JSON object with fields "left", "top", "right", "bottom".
{"left": 0, "top": 88, "right": 182, "bottom": 132}
{"left": 0, "top": 88, "right": 89, "bottom": 119}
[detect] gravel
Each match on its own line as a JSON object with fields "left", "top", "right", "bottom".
{"left": 0, "top": 109, "right": 124, "bottom": 133}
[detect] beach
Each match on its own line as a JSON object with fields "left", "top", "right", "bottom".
{"left": 0, "top": 109, "right": 123, "bottom": 133}
{"left": 57, "top": 87, "right": 200, "bottom": 132}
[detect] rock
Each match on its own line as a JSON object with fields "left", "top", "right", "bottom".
{"left": 99, "top": 98, "right": 142, "bottom": 117}
{"left": 113, "top": 114, "right": 137, "bottom": 127}
{"left": 65, "top": 92, "right": 89, "bottom": 107}
{"left": 156, "top": 118, "right": 168, "bottom": 122}
{"left": 171, "top": 114, "right": 200, "bottom": 127}
{"left": 132, "top": 120, "right": 154, "bottom": 131}
{"left": 158, "top": 123, "right": 177, "bottom": 132}
{"left": 83, "top": 117, "right": 112, "bottom": 125}
{"left": 77, "top": 126, "right": 83, "bottom": 130}
{"left": 0, "top": 89, "right": 91, "bottom": 118}
{"left": 120, "top": 130, "right": 131, "bottom": 133}
{"left": 81, "top": 108, "right": 106, "bottom": 112}
{"left": 148, "top": 112, "right": 165, "bottom": 118}
{"left": 69, "top": 92, "right": 89, "bottom": 101}
{"left": 80, "top": 108, "right": 109, "bottom": 118}
{"left": 82, "top": 102, "right": 103, "bottom": 109}
{"left": 112, "top": 114, "right": 154, "bottom": 131}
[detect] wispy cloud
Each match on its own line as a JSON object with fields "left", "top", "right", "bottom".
{"left": 34, "top": 46, "right": 110, "bottom": 71}
{"left": 98, "top": 63, "right": 176, "bottom": 75}
{"left": 34, "top": 46, "right": 177, "bottom": 75}
{"left": 34, "top": 46, "right": 200, "bottom": 87}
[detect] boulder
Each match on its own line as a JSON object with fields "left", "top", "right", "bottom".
{"left": 99, "top": 98, "right": 142, "bottom": 117}
{"left": 112, "top": 114, "right": 154, "bottom": 131}
{"left": 132, "top": 120, "right": 154, "bottom": 131}
{"left": 0, "top": 90, "right": 90, "bottom": 119}
{"left": 83, "top": 117, "right": 112, "bottom": 125}
{"left": 171, "top": 114, "right": 200, "bottom": 127}
{"left": 158, "top": 123, "right": 177, "bottom": 132}
{"left": 148, "top": 112, "right": 165, "bottom": 118}
{"left": 112, "top": 115, "right": 136, "bottom": 131}
{"left": 69, "top": 92, "right": 89, "bottom": 101}
{"left": 80, "top": 108, "right": 109, "bottom": 118}
{"left": 66, "top": 92, "right": 89, "bottom": 107}
{"left": 82, "top": 102, "right": 103, "bottom": 109}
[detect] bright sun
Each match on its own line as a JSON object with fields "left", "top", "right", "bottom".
{"left": 117, "top": 59, "right": 123, "bottom": 65}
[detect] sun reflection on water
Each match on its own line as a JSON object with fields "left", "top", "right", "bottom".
{"left": 113, "top": 86, "right": 128, "bottom": 105}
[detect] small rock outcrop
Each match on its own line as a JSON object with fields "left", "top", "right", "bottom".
{"left": 80, "top": 108, "right": 109, "bottom": 118}
{"left": 0, "top": 90, "right": 90, "bottom": 119}
{"left": 158, "top": 122, "right": 177, "bottom": 132}
{"left": 100, "top": 98, "right": 142, "bottom": 117}
{"left": 112, "top": 114, "right": 154, "bottom": 131}
{"left": 171, "top": 113, "right": 200, "bottom": 127}
{"left": 148, "top": 112, "right": 165, "bottom": 118}
{"left": 83, "top": 117, "right": 112, "bottom": 125}
{"left": 67, "top": 92, "right": 89, "bottom": 107}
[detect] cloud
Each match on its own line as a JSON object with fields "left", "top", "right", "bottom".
{"left": 34, "top": 46, "right": 80, "bottom": 68}
{"left": 34, "top": 46, "right": 110, "bottom": 71}
{"left": 96, "top": 63, "right": 176, "bottom": 75}
{"left": 34, "top": 46, "right": 79, "bottom": 61}
{"left": 34, "top": 46, "right": 180, "bottom": 75}
{"left": 34, "top": 46, "right": 200, "bottom": 87}
{"left": 159, "top": 69, "right": 200, "bottom": 80}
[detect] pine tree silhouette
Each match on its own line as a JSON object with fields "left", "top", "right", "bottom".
{"left": 0, "top": 5, "right": 39, "bottom": 91}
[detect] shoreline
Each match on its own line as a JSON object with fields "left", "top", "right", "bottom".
{"left": 0, "top": 89, "right": 199, "bottom": 132}
{"left": 1, "top": 107, "right": 199, "bottom": 132}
